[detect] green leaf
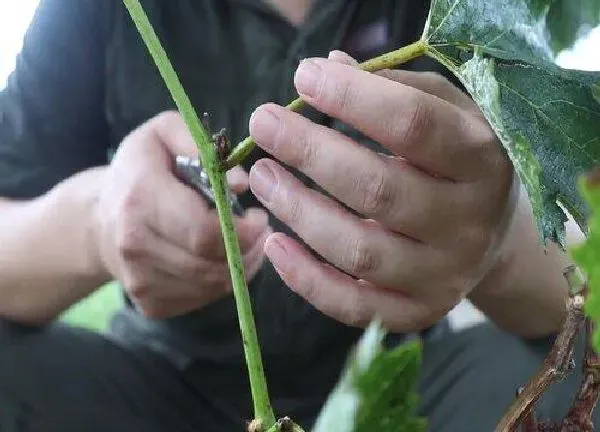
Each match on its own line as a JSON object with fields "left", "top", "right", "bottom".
{"left": 571, "top": 174, "right": 600, "bottom": 352}
{"left": 451, "top": 52, "right": 600, "bottom": 245}
{"left": 423, "top": 0, "right": 600, "bottom": 65}
{"left": 420, "top": 1, "right": 600, "bottom": 245}
{"left": 422, "top": 1, "right": 600, "bottom": 245}
{"left": 311, "top": 321, "right": 426, "bottom": 432}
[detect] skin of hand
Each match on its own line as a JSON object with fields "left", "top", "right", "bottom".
{"left": 92, "top": 111, "right": 271, "bottom": 319}
{"left": 246, "top": 51, "right": 547, "bottom": 334}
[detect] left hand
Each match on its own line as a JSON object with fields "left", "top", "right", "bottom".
{"left": 248, "top": 52, "right": 517, "bottom": 333}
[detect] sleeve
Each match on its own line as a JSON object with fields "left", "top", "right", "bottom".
{"left": 0, "top": 0, "right": 114, "bottom": 199}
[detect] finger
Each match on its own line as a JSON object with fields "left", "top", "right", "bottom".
{"left": 249, "top": 159, "right": 440, "bottom": 291}
{"left": 129, "top": 265, "right": 230, "bottom": 319}
{"left": 148, "top": 171, "right": 270, "bottom": 259}
{"left": 115, "top": 213, "right": 228, "bottom": 284}
{"left": 242, "top": 227, "right": 270, "bottom": 280}
{"left": 375, "top": 69, "right": 480, "bottom": 114}
{"left": 293, "top": 58, "right": 497, "bottom": 180}
{"left": 264, "top": 232, "right": 439, "bottom": 332}
{"left": 227, "top": 166, "right": 249, "bottom": 194}
{"left": 149, "top": 111, "right": 249, "bottom": 194}
{"left": 328, "top": 50, "right": 359, "bottom": 66}
{"left": 151, "top": 110, "right": 200, "bottom": 159}
{"left": 249, "top": 103, "right": 471, "bottom": 242}
{"left": 122, "top": 228, "right": 267, "bottom": 319}
{"left": 326, "top": 51, "right": 476, "bottom": 113}
{"left": 125, "top": 240, "right": 267, "bottom": 321}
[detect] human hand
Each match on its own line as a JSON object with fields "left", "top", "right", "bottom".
{"left": 93, "top": 111, "right": 271, "bottom": 319}
{"left": 247, "top": 52, "right": 516, "bottom": 333}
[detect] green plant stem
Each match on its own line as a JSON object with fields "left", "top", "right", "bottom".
{"left": 122, "top": 0, "right": 276, "bottom": 427}
{"left": 222, "top": 39, "right": 429, "bottom": 170}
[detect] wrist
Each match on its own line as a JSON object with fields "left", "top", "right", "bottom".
{"left": 468, "top": 187, "right": 570, "bottom": 338}
{"left": 51, "top": 166, "right": 112, "bottom": 286}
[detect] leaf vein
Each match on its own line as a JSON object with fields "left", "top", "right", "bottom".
{"left": 498, "top": 81, "right": 600, "bottom": 164}
{"left": 538, "top": 99, "right": 600, "bottom": 116}
{"left": 427, "top": 0, "right": 462, "bottom": 42}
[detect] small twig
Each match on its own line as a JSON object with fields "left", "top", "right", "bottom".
{"left": 496, "top": 279, "right": 586, "bottom": 432}
{"left": 560, "top": 316, "right": 600, "bottom": 432}
{"left": 222, "top": 40, "right": 428, "bottom": 170}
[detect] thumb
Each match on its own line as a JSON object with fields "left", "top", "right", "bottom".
{"left": 151, "top": 111, "right": 250, "bottom": 194}
{"left": 152, "top": 110, "right": 200, "bottom": 159}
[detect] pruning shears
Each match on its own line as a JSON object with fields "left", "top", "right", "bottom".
{"left": 174, "top": 155, "right": 245, "bottom": 216}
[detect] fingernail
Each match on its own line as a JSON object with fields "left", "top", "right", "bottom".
{"left": 295, "top": 59, "right": 322, "bottom": 98}
{"left": 250, "top": 162, "right": 277, "bottom": 203}
{"left": 265, "top": 236, "right": 290, "bottom": 273}
{"left": 249, "top": 107, "right": 280, "bottom": 150}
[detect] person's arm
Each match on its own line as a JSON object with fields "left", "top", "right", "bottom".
{"left": 468, "top": 185, "right": 582, "bottom": 339}
{"left": 0, "top": 0, "right": 112, "bottom": 324}
{"left": 0, "top": 169, "right": 110, "bottom": 325}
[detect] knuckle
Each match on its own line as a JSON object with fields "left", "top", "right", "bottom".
{"left": 116, "top": 222, "right": 146, "bottom": 259}
{"left": 189, "top": 232, "right": 210, "bottom": 256}
{"left": 284, "top": 192, "right": 304, "bottom": 228}
{"left": 286, "top": 125, "right": 319, "bottom": 172}
{"left": 121, "top": 185, "right": 143, "bottom": 213}
{"left": 402, "top": 96, "right": 432, "bottom": 145}
{"left": 328, "top": 77, "right": 355, "bottom": 115}
{"left": 348, "top": 236, "right": 380, "bottom": 277}
{"left": 295, "top": 131, "right": 319, "bottom": 172}
{"left": 357, "top": 170, "right": 395, "bottom": 217}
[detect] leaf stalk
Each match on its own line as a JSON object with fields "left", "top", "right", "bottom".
{"left": 222, "top": 39, "right": 428, "bottom": 170}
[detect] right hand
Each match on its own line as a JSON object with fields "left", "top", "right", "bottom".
{"left": 92, "top": 111, "right": 271, "bottom": 319}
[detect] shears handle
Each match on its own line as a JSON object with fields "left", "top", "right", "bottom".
{"left": 174, "top": 155, "right": 245, "bottom": 217}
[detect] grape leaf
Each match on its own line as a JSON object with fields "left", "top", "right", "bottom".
{"left": 453, "top": 53, "right": 600, "bottom": 245}
{"left": 311, "top": 321, "right": 425, "bottom": 432}
{"left": 421, "top": 0, "right": 600, "bottom": 246}
{"left": 423, "top": 0, "right": 600, "bottom": 64}
{"left": 571, "top": 173, "right": 600, "bottom": 352}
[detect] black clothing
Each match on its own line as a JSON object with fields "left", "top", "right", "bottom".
{"left": 0, "top": 318, "right": 593, "bottom": 431}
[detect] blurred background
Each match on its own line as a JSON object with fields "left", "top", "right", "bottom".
{"left": 0, "top": 0, "right": 39, "bottom": 88}
{"left": 2, "top": 0, "right": 600, "bottom": 90}
{"left": 1, "top": 1, "right": 599, "bottom": 332}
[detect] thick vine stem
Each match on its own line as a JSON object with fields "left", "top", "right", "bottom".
{"left": 122, "top": 0, "right": 275, "bottom": 427}
{"left": 222, "top": 39, "right": 428, "bottom": 170}
{"left": 495, "top": 286, "right": 586, "bottom": 432}
{"left": 560, "top": 318, "right": 600, "bottom": 431}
